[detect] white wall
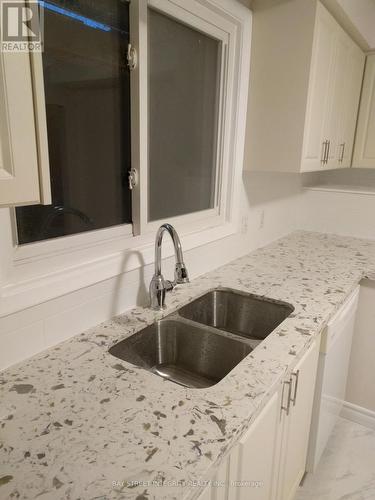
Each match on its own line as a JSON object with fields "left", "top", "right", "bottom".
{"left": 301, "top": 187, "right": 375, "bottom": 240}
{"left": 338, "top": 0, "right": 375, "bottom": 49}
{"left": 0, "top": 172, "right": 303, "bottom": 371}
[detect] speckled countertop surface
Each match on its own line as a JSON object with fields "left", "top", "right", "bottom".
{"left": 1, "top": 231, "right": 375, "bottom": 500}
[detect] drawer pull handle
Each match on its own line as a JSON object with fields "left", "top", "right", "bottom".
{"left": 290, "top": 370, "right": 300, "bottom": 406}
{"left": 281, "top": 379, "right": 292, "bottom": 416}
{"left": 339, "top": 142, "right": 345, "bottom": 163}
{"left": 326, "top": 140, "right": 330, "bottom": 163}
{"left": 321, "top": 141, "right": 328, "bottom": 163}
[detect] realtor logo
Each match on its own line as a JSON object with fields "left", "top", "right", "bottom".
{"left": 1, "top": 1, "right": 43, "bottom": 52}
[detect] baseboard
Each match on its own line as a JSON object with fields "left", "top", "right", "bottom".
{"left": 341, "top": 401, "right": 375, "bottom": 430}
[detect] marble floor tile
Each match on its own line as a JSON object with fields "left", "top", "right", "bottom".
{"left": 296, "top": 417, "right": 375, "bottom": 500}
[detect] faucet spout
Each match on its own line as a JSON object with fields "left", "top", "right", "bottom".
{"left": 149, "top": 223, "right": 189, "bottom": 310}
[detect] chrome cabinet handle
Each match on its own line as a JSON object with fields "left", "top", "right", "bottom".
{"left": 321, "top": 140, "right": 328, "bottom": 164}
{"left": 290, "top": 370, "right": 300, "bottom": 406}
{"left": 321, "top": 140, "right": 330, "bottom": 164}
{"left": 339, "top": 142, "right": 345, "bottom": 163}
{"left": 281, "top": 379, "right": 292, "bottom": 416}
{"left": 326, "top": 140, "right": 330, "bottom": 163}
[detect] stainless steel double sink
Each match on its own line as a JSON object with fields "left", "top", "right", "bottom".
{"left": 109, "top": 288, "right": 294, "bottom": 389}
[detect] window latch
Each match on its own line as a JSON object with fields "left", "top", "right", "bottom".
{"left": 127, "top": 43, "right": 137, "bottom": 70}
{"left": 128, "top": 168, "right": 138, "bottom": 190}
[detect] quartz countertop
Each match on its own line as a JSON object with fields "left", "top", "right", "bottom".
{"left": 1, "top": 231, "right": 375, "bottom": 500}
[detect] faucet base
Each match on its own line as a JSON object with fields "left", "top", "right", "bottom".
{"left": 149, "top": 274, "right": 167, "bottom": 310}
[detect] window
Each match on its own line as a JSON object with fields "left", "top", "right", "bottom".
{"left": 16, "top": 0, "right": 132, "bottom": 244}
{"left": 15, "top": 0, "right": 238, "bottom": 246}
{"left": 148, "top": 8, "right": 220, "bottom": 221}
{"left": 5, "top": 0, "right": 251, "bottom": 315}
{"left": 130, "top": 0, "right": 237, "bottom": 236}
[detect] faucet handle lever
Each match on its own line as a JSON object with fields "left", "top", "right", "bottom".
{"left": 175, "top": 262, "right": 189, "bottom": 284}
{"left": 164, "top": 280, "right": 174, "bottom": 292}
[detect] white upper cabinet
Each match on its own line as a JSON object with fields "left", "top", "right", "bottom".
{"left": 0, "top": 50, "right": 51, "bottom": 207}
{"left": 244, "top": 0, "right": 365, "bottom": 173}
{"left": 302, "top": 10, "right": 365, "bottom": 171}
{"left": 334, "top": 33, "right": 365, "bottom": 168}
{"left": 353, "top": 54, "right": 375, "bottom": 168}
{"left": 301, "top": 3, "right": 338, "bottom": 172}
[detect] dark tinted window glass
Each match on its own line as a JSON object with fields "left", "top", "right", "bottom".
{"left": 16, "top": 0, "right": 131, "bottom": 244}
{"left": 148, "top": 8, "right": 220, "bottom": 222}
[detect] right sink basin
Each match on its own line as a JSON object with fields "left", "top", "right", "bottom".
{"left": 178, "top": 288, "right": 294, "bottom": 341}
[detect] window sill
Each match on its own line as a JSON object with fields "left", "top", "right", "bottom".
{"left": 0, "top": 220, "right": 238, "bottom": 317}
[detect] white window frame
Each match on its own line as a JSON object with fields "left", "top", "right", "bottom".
{"left": 131, "top": 0, "right": 235, "bottom": 236}
{"left": 1, "top": 0, "right": 252, "bottom": 317}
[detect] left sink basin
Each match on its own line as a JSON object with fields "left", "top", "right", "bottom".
{"left": 109, "top": 319, "right": 252, "bottom": 389}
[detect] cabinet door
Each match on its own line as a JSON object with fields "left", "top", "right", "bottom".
{"left": 301, "top": 3, "right": 337, "bottom": 172}
{"left": 199, "top": 485, "right": 212, "bottom": 500}
{"left": 334, "top": 32, "right": 365, "bottom": 168}
{"left": 278, "top": 339, "right": 320, "bottom": 500}
{"left": 228, "top": 390, "right": 281, "bottom": 500}
{"left": 213, "top": 455, "right": 230, "bottom": 500}
{"left": 0, "top": 49, "right": 51, "bottom": 207}
{"left": 199, "top": 455, "right": 230, "bottom": 500}
{"left": 324, "top": 27, "right": 350, "bottom": 169}
{"left": 353, "top": 55, "right": 375, "bottom": 168}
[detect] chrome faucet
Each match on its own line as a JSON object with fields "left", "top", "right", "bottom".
{"left": 149, "top": 223, "right": 189, "bottom": 310}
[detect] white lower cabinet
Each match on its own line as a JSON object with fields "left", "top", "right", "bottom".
{"left": 199, "top": 338, "right": 320, "bottom": 500}
{"left": 227, "top": 391, "right": 280, "bottom": 500}
{"left": 199, "top": 486, "right": 212, "bottom": 500}
{"left": 199, "top": 455, "right": 230, "bottom": 500}
{"left": 276, "top": 339, "right": 320, "bottom": 500}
